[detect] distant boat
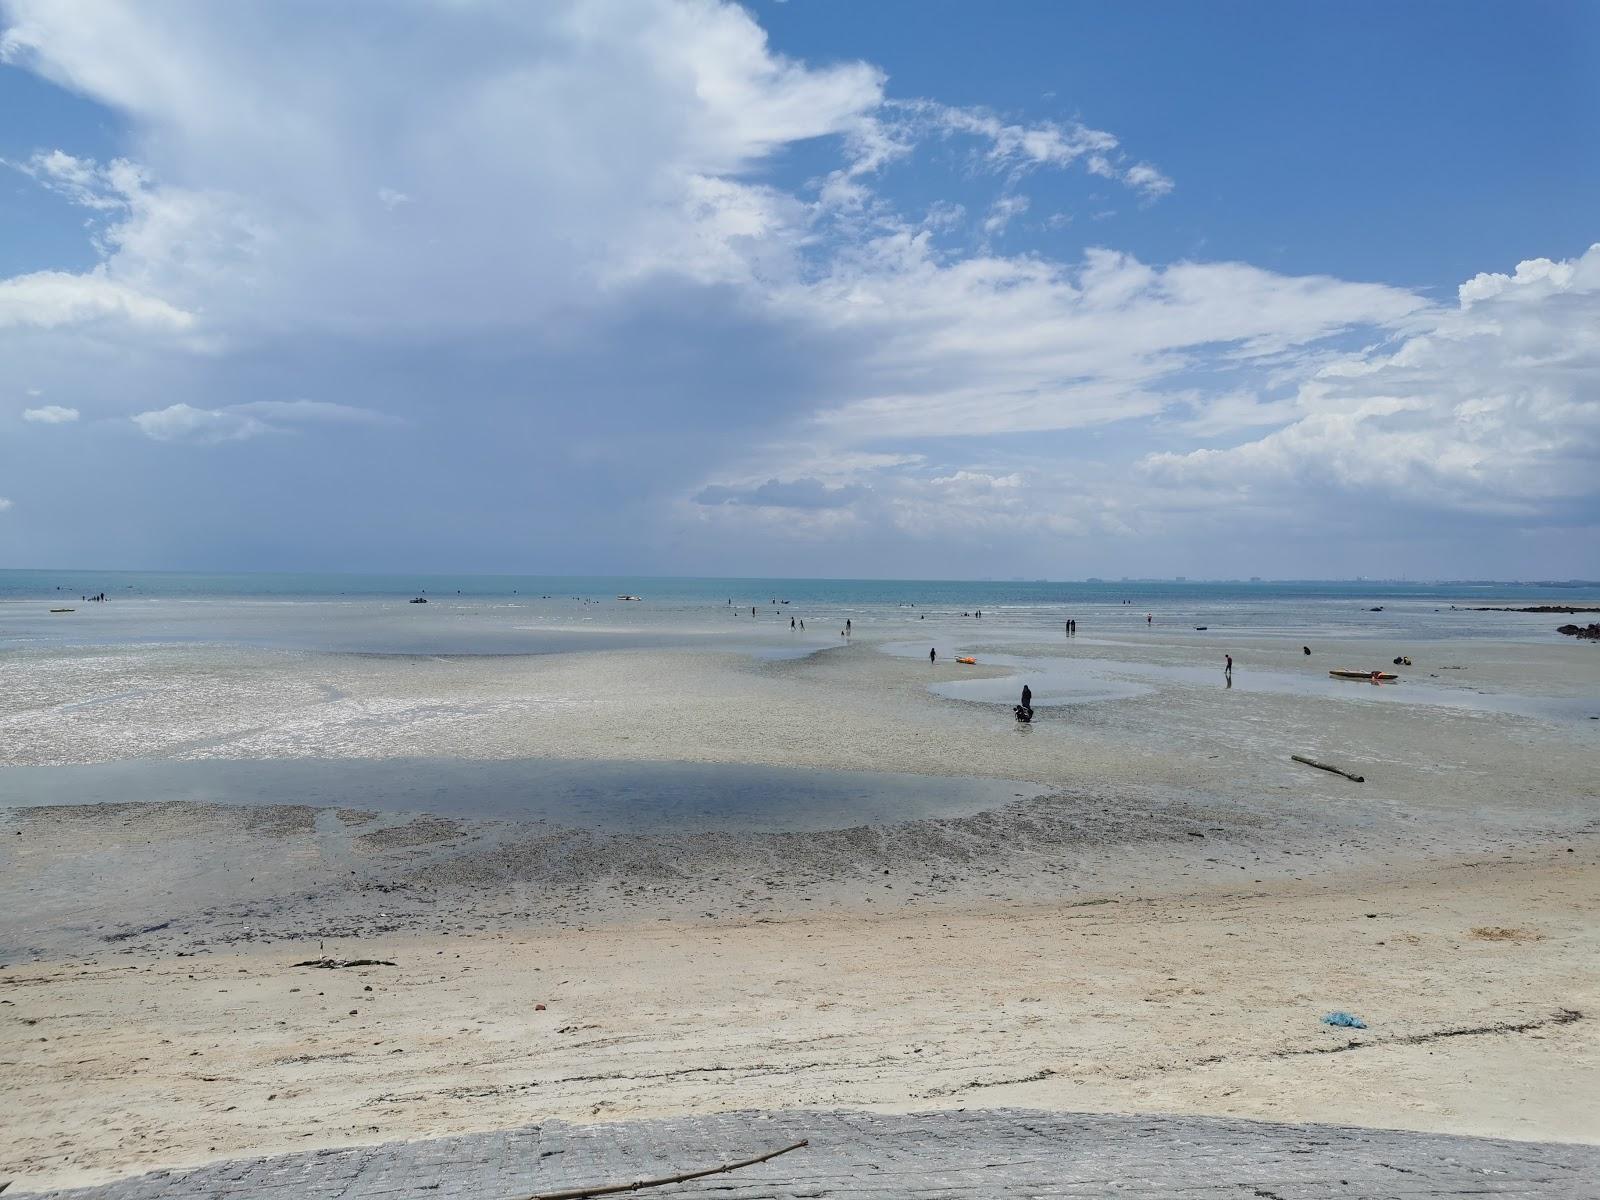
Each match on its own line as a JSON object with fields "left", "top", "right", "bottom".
{"left": 617, "top": 595, "right": 642, "bottom": 601}
{"left": 409, "top": 597, "right": 428, "bottom": 604}
{"left": 50, "top": 607, "right": 75, "bottom": 613}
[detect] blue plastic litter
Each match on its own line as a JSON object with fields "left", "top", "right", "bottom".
{"left": 1322, "top": 1011, "right": 1367, "bottom": 1029}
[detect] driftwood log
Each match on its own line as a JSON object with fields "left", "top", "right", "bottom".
{"left": 1292, "top": 754, "right": 1365, "bottom": 783}
{"left": 526, "top": 1140, "right": 808, "bottom": 1200}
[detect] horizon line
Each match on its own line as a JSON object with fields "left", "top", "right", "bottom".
{"left": 2, "top": 567, "right": 1597, "bottom": 589}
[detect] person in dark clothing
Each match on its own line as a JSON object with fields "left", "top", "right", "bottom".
{"left": 1014, "top": 685, "right": 1034, "bottom": 722}
{"left": 929, "top": 647, "right": 936, "bottom": 663}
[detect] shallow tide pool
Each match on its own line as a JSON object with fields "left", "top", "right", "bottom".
{"left": 0, "top": 756, "right": 1047, "bottom": 833}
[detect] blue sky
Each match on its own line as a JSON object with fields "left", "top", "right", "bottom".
{"left": 763, "top": 2, "right": 1600, "bottom": 289}
{"left": 1, "top": 0, "right": 1595, "bottom": 579}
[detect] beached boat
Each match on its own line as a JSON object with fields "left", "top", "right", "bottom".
{"left": 1329, "top": 669, "right": 1397, "bottom": 681}
{"left": 617, "top": 594, "right": 642, "bottom": 601}
{"left": 955, "top": 656, "right": 977, "bottom": 665}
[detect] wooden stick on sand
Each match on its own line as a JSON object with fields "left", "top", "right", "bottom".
{"left": 525, "top": 1139, "right": 809, "bottom": 1200}
{"left": 1292, "top": 754, "right": 1365, "bottom": 783}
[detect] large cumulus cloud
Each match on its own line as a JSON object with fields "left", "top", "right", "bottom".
{"left": 1144, "top": 245, "right": 1600, "bottom": 520}
{"left": 0, "top": 0, "right": 1591, "bottom": 574}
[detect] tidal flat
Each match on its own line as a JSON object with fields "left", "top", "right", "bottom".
{"left": 2, "top": 591, "right": 1597, "bottom": 1188}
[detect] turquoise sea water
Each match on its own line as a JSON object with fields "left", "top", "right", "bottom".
{"left": 2, "top": 569, "right": 1596, "bottom": 653}
{"left": 3, "top": 568, "right": 1595, "bottom": 606}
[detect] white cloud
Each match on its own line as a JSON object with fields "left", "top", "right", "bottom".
{"left": 1143, "top": 244, "right": 1600, "bottom": 516}
{"left": 22, "top": 403, "right": 79, "bottom": 423}
{"left": 0, "top": 270, "right": 193, "bottom": 331}
{"left": 5, "top": 150, "right": 250, "bottom": 327}
{"left": 131, "top": 398, "right": 395, "bottom": 443}
{"left": 0, "top": 496, "right": 13, "bottom": 511}
{"left": 131, "top": 403, "right": 270, "bottom": 444}
{"left": 782, "top": 240, "right": 1425, "bottom": 439}
{"left": 1124, "top": 162, "right": 1174, "bottom": 199}
{"left": 929, "top": 470, "right": 1024, "bottom": 489}
{"left": 908, "top": 101, "right": 1120, "bottom": 173}
{"left": 3, "top": 2, "right": 1167, "bottom": 340}
{"left": 9, "top": 148, "right": 123, "bottom": 207}
{"left": 1167, "top": 390, "right": 1302, "bottom": 437}
{"left": 680, "top": 244, "right": 1595, "bottom": 557}
{"left": 0, "top": 0, "right": 884, "bottom": 334}
{"left": 981, "top": 194, "right": 1030, "bottom": 237}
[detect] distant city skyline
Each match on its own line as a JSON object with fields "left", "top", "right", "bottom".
{"left": 1, "top": 1, "right": 1596, "bottom": 579}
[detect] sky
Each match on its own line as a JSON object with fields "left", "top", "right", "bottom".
{"left": 0, "top": 1, "right": 1596, "bottom": 580}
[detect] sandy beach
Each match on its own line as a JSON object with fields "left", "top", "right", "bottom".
{"left": 4, "top": 829, "right": 1596, "bottom": 1188}
{"left": 3, "top": 610, "right": 1598, "bottom": 1191}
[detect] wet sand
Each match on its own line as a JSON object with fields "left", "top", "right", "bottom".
{"left": 4, "top": 634, "right": 1596, "bottom": 814}
{"left": 2, "top": 627, "right": 1597, "bottom": 1189}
